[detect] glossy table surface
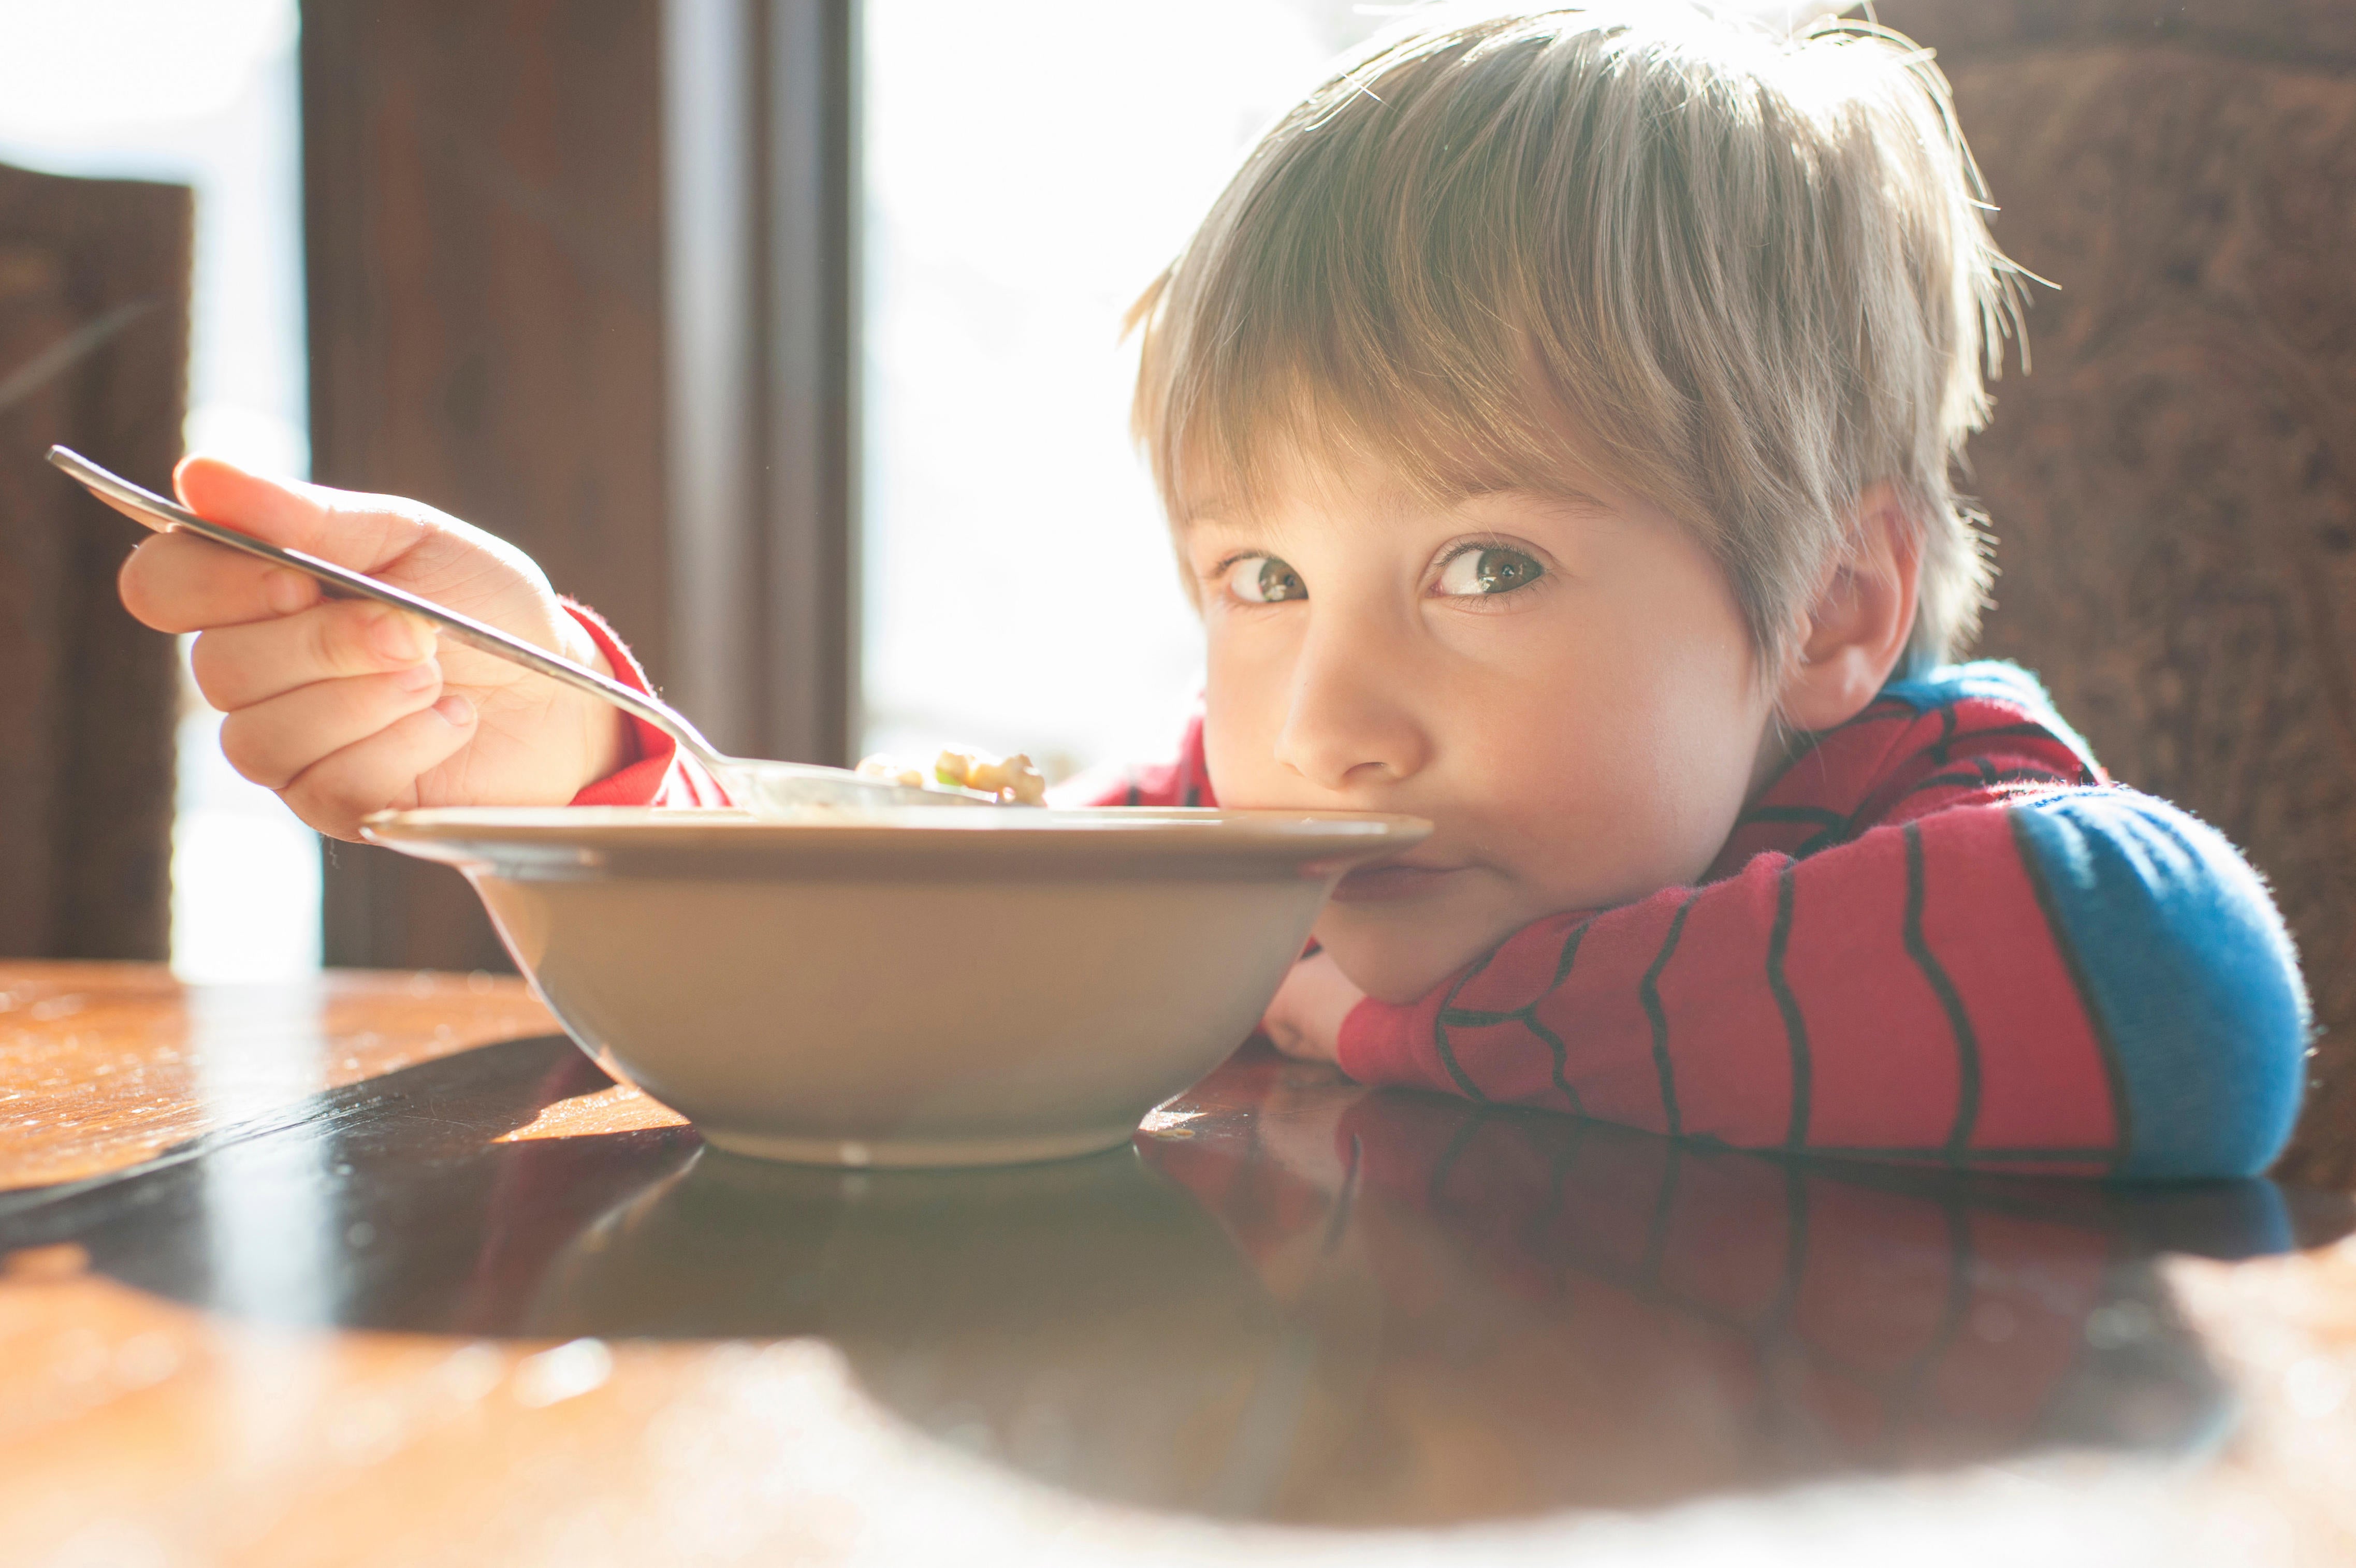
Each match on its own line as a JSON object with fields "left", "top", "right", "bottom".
{"left": 3, "top": 962, "right": 2353, "bottom": 1567}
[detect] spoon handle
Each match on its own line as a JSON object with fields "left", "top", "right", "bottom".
{"left": 48, "top": 445, "right": 736, "bottom": 773}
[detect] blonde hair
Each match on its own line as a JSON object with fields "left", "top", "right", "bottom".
{"left": 1129, "top": 4, "right": 2026, "bottom": 674}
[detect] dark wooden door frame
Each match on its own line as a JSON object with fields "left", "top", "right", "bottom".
{"left": 304, "top": 0, "right": 859, "bottom": 969}
{"left": 662, "top": 0, "right": 860, "bottom": 766}
{"left": 758, "top": 0, "right": 862, "bottom": 767}
{"left": 669, "top": 0, "right": 862, "bottom": 764}
{"left": 0, "top": 164, "right": 188, "bottom": 961}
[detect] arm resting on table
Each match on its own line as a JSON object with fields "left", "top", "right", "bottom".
{"left": 1337, "top": 785, "right": 2308, "bottom": 1179}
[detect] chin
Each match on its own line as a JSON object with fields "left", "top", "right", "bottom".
{"left": 1312, "top": 908, "right": 1498, "bottom": 1006}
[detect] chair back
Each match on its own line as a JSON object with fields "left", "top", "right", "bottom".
{"left": 1889, "top": 1, "right": 2356, "bottom": 1183}
{"left": 0, "top": 162, "right": 190, "bottom": 960}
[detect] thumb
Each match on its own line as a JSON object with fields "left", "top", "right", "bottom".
{"left": 174, "top": 454, "right": 433, "bottom": 573}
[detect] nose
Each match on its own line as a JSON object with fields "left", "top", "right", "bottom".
{"left": 1272, "top": 608, "right": 1434, "bottom": 792}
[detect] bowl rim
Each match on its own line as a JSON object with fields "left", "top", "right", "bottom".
{"left": 359, "top": 805, "right": 1433, "bottom": 868}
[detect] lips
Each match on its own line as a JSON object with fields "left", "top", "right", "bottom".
{"left": 1330, "top": 859, "right": 1468, "bottom": 905}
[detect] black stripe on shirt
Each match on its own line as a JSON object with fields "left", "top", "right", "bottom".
{"left": 1550, "top": 918, "right": 1591, "bottom": 988}
{"left": 1898, "top": 765, "right": 2074, "bottom": 801}
{"left": 1956, "top": 720, "right": 2075, "bottom": 746}
{"left": 1433, "top": 940, "right": 1513, "bottom": 1025}
{"left": 1768, "top": 861, "right": 1812, "bottom": 1149}
{"left": 1427, "top": 1022, "right": 1492, "bottom": 1102}
{"left": 1436, "top": 923, "right": 1592, "bottom": 1109}
{"left": 1903, "top": 822, "right": 1982, "bottom": 1160}
{"left": 1639, "top": 892, "right": 1698, "bottom": 1139}
{"left": 1522, "top": 1012, "right": 1583, "bottom": 1115}
{"left": 1930, "top": 703, "right": 1961, "bottom": 764}
{"left": 1842, "top": 767, "right": 2077, "bottom": 840}
{"left": 1430, "top": 962, "right": 1496, "bottom": 1104}
{"left": 1535, "top": 919, "right": 1592, "bottom": 1113}
{"left": 1738, "top": 804, "right": 1849, "bottom": 856}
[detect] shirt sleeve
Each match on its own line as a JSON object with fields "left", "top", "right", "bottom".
{"left": 560, "top": 600, "right": 731, "bottom": 808}
{"left": 1050, "top": 708, "right": 1218, "bottom": 809}
{"left": 1337, "top": 773, "right": 2309, "bottom": 1181}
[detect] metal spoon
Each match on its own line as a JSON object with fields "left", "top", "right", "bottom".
{"left": 49, "top": 445, "right": 996, "bottom": 813}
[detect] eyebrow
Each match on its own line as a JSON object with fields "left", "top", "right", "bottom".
{"left": 1174, "top": 510, "right": 1261, "bottom": 537}
{"left": 1460, "top": 483, "right": 1612, "bottom": 514}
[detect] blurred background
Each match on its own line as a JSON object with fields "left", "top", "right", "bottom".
{"left": 0, "top": 0, "right": 1387, "bottom": 988}
{"left": 0, "top": 0, "right": 308, "bottom": 982}
{"left": 2, "top": 0, "right": 2352, "bottom": 1182}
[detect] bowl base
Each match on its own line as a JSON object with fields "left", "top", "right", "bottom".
{"left": 697, "top": 1122, "right": 1142, "bottom": 1169}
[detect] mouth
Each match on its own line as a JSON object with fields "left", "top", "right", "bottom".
{"left": 1329, "top": 858, "right": 1471, "bottom": 906}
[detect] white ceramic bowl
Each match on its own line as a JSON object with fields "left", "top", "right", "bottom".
{"left": 362, "top": 806, "right": 1428, "bottom": 1167}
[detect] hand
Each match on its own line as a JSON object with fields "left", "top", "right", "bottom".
{"left": 1258, "top": 949, "right": 1366, "bottom": 1065}
{"left": 118, "top": 456, "right": 631, "bottom": 840}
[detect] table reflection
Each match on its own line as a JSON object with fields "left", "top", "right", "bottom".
{"left": 4, "top": 1032, "right": 2343, "bottom": 1528}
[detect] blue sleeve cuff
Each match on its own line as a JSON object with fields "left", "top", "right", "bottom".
{"left": 2012, "top": 791, "right": 2310, "bottom": 1179}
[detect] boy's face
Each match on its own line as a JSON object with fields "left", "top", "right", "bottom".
{"left": 1186, "top": 454, "right": 1775, "bottom": 1004}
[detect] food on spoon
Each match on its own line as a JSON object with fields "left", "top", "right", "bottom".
{"left": 854, "top": 756, "right": 930, "bottom": 790}
{"left": 936, "top": 748, "right": 1048, "bottom": 805}
{"left": 932, "top": 746, "right": 1048, "bottom": 805}
{"left": 855, "top": 746, "right": 1048, "bottom": 806}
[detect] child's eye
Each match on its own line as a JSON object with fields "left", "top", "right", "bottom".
{"left": 1435, "top": 546, "right": 1545, "bottom": 598}
{"left": 1225, "top": 554, "right": 1307, "bottom": 604}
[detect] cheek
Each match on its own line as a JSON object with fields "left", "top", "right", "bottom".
{"left": 1615, "top": 638, "right": 1769, "bottom": 845}
{"left": 1464, "top": 588, "right": 1767, "bottom": 894}
{"left": 1200, "top": 618, "right": 1291, "bottom": 805}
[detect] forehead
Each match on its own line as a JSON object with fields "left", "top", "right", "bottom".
{"left": 1163, "top": 380, "right": 1633, "bottom": 530}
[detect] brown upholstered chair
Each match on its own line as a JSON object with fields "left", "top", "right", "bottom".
{"left": 0, "top": 162, "right": 190, "bottom": 960}
{"left": 1884, "top": 1, "right": 2356, "bottom": 1184}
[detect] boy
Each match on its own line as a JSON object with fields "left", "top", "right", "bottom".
{"left": 120, "top": 7, "right": 2306, "bottom": 1177}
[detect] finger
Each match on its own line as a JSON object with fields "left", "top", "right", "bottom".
{"left": 191, "top": 599, "right": 438, "bottom": 710}
{"left": 119, "top": 528, "right": 322, "bottom": 633}
{"left": 1258, "top": 952, "right": 1355, "bottom": 1063}
{"left": 217, "top": 662, "right": 448, "bottom": 790}
{"left": 174, "top": 454, "right": 438, "bottom": 573}
{"left": 283, "top": 695, "right": 478, "bottom": 841}
{"left": 1262, "top": 1017, "right": 1328, "bottom": 1062}
{"left": 1258, "top": 986, "right": 1308, "bottom": 1058}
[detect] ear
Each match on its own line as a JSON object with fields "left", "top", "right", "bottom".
{"left": 1777, "top": 483, "right": 1922, "bottom": 733}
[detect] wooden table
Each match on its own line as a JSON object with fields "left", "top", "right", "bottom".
{"left": 3, "top": 961, "right": 2353, "bottom": 1566}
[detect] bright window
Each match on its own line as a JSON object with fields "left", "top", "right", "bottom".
{"left": 0, "top": 0, "right": 318, "bottom": 981}
{"left": 860, "top": 1, "right": 1386, "bottom": 779}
